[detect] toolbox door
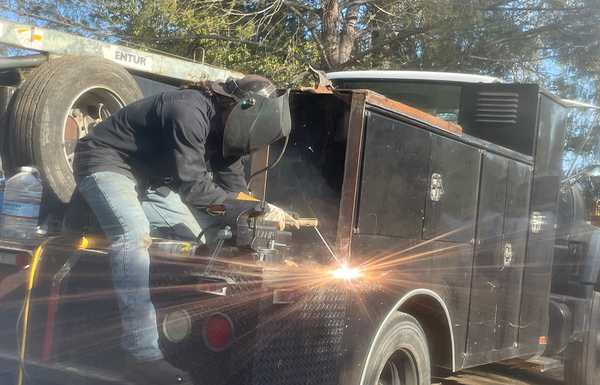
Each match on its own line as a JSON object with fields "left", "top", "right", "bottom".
{"left": 423, "top": 134, "right": 481, "bottom": 243}
{"left": 357, "top": 112, "right": 431, "bottom": 239}
{"left": 496, "top": 161, "right": 531, "bottom": 350}
{"left": 466, "top": 153, "right": 509, "bottom": 359}
{"left": 465, "top": 154, "right": 532, "bottom": 363}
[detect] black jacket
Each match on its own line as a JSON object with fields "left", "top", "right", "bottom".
{"left": 73, "top": 89, "right": 246, "bottom": 208}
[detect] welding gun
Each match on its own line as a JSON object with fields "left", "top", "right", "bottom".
{"left": 228, "top": 192, "right": 319, "bottom": 231}
{"left": 206, "top": 195, "right": 318, "bottom": 252}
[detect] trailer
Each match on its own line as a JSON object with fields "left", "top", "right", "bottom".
{"left": 0, "top": 18, "right": 241, "bottom": 267}
{"left": 0, "top": 17, "right": 240, "bottom": 197}
{"left": 0, "top": 20, "right": 598, "bottom": 385}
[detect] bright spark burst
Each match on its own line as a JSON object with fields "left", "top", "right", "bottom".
{"left": 18, "top": 223, "right": 518, "bottom": 375}
{"left": 330, "top": 264, "right": 362, "bottom": 281}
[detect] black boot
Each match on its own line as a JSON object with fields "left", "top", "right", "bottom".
{"left": 123, "top": 358, "right": 194, "bottom": 385}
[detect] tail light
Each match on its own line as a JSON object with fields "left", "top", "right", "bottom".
{"left": 0, "top": 251, "right": 29, "bottom": 268}
{"left": 162, "top": 309, "right": 192, "bottom": 343}
{"left": 16, "top": 253, "right": 29, "bottom": 269}
{"left": 203, "top": 313, "right": 233, "bottom": 351}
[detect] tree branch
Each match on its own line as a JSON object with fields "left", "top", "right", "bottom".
{"left": 322, "top": 0, "right": 340, "bottom": 66}
{"left": 338, "top": 4, "right": 360, "bottom": 63}
{"left": 284, "top": 2, "right": 333, "bottom": 68}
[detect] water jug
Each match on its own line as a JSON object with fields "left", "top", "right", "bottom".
{"left": 0, "top": 166, "right": 43, "bottom": 244}
{"left": 0, "top": 173, "right": 5, "bottom": 214}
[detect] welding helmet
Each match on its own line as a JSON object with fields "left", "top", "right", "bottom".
{"left": 212, "top": 75, "right": 291, "bottom": 158}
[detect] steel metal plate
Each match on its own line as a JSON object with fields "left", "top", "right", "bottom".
{"left": 250, "top": 287, "right": 349, "bottom": 385}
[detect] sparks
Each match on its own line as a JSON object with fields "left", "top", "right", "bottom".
{"left": 331, "top": 264, "right": 362, "bottom": 281}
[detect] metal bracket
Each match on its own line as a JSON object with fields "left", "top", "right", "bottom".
{"left": 204, "top": 226, "right": 232, "bottom": 274}
{"left": 308, "top": 64, "right": 333, "bottom": 88}
{"left": 290, "top": 64, "right": 333, "bottom": 89}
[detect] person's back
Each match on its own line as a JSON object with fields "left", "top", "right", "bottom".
{"left": 75, "top": 88, "right": 247, "bottom": 210}
{"left": 77, "top": 89, "right": 218, "bottom": 185}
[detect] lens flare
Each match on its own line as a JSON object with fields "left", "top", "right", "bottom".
{"left": 331, "top": 264, "right": 362, "bottom": 281}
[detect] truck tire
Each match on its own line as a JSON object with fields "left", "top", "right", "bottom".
{"left": 362, "top": 312, "right": 431, "bottom": 385}
{"left": 565, "top": 291, "right": 600, "bottom": 385}
{"left": 5, "top": 56, "right": 143, "bottom": 202}
{"left": 0, "top": 86, "right": 16, "bottom": 174}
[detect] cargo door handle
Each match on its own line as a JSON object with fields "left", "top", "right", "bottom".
{"left": 430, "top": 173, "right": 444, "bottom": 202}
{"left": 503, "top": 242, "right": 513, "bottom": 267}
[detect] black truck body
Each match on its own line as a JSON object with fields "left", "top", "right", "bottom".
{"left": 10, "top": 82, "right": 598, "bottom": 385}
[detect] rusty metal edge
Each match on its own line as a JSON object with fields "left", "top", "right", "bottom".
{"left": 336, "top": 92, "right": 366, "bottom": 260}
{"left": 298, "top": 86, "right": 464, "bottom": 136}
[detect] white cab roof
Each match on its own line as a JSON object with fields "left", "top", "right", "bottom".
{"left": 327, "top": 70, "right": 600, "bottom": 109}
{"left": 327, "top": 70, "right": 502, "bottom": 83}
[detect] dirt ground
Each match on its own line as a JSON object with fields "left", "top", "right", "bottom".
{"left": 436, "top": 364, "right": 562, "bottom": 385}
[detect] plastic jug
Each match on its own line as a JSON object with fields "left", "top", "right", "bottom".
{"left": 0, "top": 166, "right": 43, "bottom": 244}
{"left": 0, "top": 173, "right": 5, "bottom": 214}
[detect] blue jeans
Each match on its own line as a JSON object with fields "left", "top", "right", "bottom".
{"left": 77, "top": 171, "right": 212, "bottom": 361}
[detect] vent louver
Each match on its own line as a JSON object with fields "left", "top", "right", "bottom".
{"left": 475, "top": 91, "right": 519, "bottom": 124}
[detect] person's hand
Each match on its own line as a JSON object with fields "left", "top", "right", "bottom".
{"left": 264, "top": 203, "right": 299, "bottom": 230}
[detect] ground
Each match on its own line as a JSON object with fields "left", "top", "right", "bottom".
{"left": 437, "top": 365, "right": 562, "bottom": 385}
{"left": 0, "top": 266, "right": 565, "bottom": 385}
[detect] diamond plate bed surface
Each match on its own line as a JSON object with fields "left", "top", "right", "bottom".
{"left": 249, "top": 287, "right": 349, "bottom": 385}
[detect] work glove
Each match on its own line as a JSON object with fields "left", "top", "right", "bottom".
{"left": 232, "top": 192, "right": 300, "bottom": 230}
{"left": 264, "top": 203, "right": 300, "bottom": 231}
{"left": 207, "top": 192, "right": 301, "bottom": 231}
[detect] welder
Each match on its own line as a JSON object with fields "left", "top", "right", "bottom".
{"left": 72, "top": 74, "right": 293, "bottom": 385}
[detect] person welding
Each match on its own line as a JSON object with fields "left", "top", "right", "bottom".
{"left": 72, "top": 74, "right": 293, "bottom": 385}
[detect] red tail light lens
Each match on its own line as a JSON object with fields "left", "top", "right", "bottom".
{"left": 203, "top": 313, "right": 233, "bottom": 351}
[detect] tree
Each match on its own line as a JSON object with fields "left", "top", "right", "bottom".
{"left": 90, "top": 0, "right": 322, "bottom": 82}
{"left": 4, "top": 0, "right": 600, "bottom": 175}
{"left": 3, "top": 1, "right": 600, "bottom": 101}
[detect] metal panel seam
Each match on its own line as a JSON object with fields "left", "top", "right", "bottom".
{"left": 463, "top": 151, "right": 484, "bottom": 358}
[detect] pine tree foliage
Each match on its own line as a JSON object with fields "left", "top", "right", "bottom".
{"left": 3, "top": 0, "right": 600, "bottom": 172}
{"left": 3, "top": 0, "right": 598, "bottom": 96}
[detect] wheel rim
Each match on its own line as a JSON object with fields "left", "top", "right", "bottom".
{"left": 377, "top": 350, "right": 419, "bottom": 385}
{"left": 62, "top": 87, "right": 125, "bottom": 171}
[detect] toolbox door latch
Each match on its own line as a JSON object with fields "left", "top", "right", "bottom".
{"left": 503, "top": 242, "right": 513, "bottom": 267}
{"left": 430, "top": 173, "right": 445, "bottom": 202}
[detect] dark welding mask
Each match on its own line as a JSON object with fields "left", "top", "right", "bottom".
{"left": 212, "top": 75, "right": 291, "bottom": 158}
